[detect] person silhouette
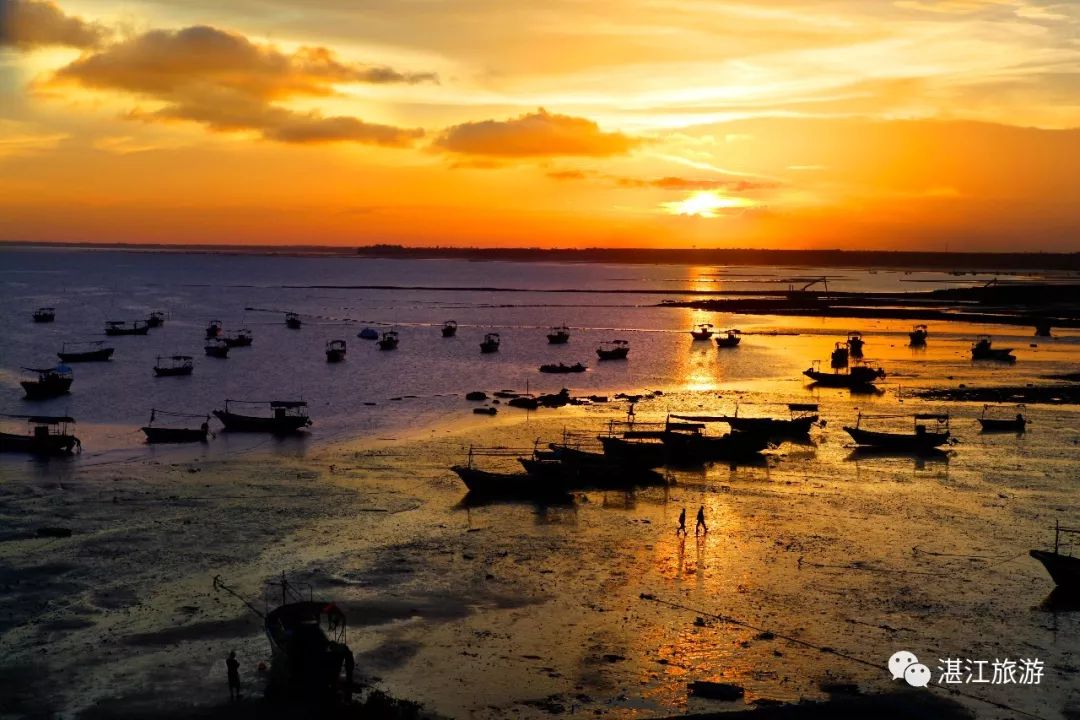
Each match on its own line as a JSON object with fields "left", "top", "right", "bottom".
{"left": 676, "top": 508, "right": 687, "bottom": 536}
{"left": 695, "top": 505, "right": 707, "bottom": 535}
{"left": 226, "top": 650, "right": 241, "bottom": 700}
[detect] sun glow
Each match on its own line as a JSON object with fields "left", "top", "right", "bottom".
{"left": 662, "top": 191, "right": 755, "bottom": 218}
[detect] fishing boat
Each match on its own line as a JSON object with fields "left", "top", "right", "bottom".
{"left": 141, "top": 409, "right": 210, "bottom": 443}
{"left": 105, "top": 320, "right": 150, "bottom": 336}
{"left": 596, "top": 339, "right": 630, "bottom": 360}
{"left": 0, "top": 414, "right": 80, "bottom": 455}
{"left": 57, "top": 341, "right": 114, "bottom": 362}
{"left": 847, "top": 331, "right": 865, "bottom": 358}
{"left": 971, "top": 335, "right": 1015, "bottom": 362}
{"left": 909, "top": 324, "right": 928, "bottom": 346}
{"left": 978, "top": 405, "right": 1027, "bottom": 432}
{"left": 1030, "top": 521, "right": 1080, "bottom": 590}
{"left": 325, "top": 339, "right": 347, "bottom": 362}
{"left": 154, "top": 355, "right": 194, "bottom": 377}
{"left": 204, "top": 340, "right": 230, "bottom": 358}
{"left": 673, "top": 403, "right": 820, "bottom": 437}
{"left": 690, "top": 323, "right": 714, "bottom": 340}
{"left": 715, "top": 329, "right": 741, "bottom": 348}
{"left": 803, "top": 359, "right": 885, "bottom": 388}
{"left": 32, "top": 307, "right": 55, "bottom": 323}
{"left": 285, "top": 312, "right": 302, "bottom": 329}
{"left": 223, "top": 328, "right": 253, "bottom": 347}
{"left": 205, "top": 319, "right": 223, "bottom": 339}
{"left": 480, "top": 332, "right": 500, "bottom": 353}
{"left": 358, "top": 327, "right": 379, "bottom": 340}
{"left": 843, "top": 413, "right": 951, "bottom": 452}
{"left": 830, "top": 342, "right": 849, "bottom": 368}
{"left": 451, "top": 447, "right": 569, "bottom": 497}
{"left": 544, "top": 435, "right": 667, "bottom": 488}
{"left": 21, "top": 365, "right": 73, "bottom": 399}
{"left": 442, "top": 320, "right": 458, "bottom": 337}
{"left": 539, "top": 362, "right": 586, "bottom": 374}
{"left": 377, "top": 330, "right": 399, "bottom": 350}
{"left": 146, "top": 311, "right": 166, "bottom": 328}
{"left": 213, "top": 399, "right": 312, "bottom": 433}
{"left": 547, "top": 325, "right": 570, "bottom": 344}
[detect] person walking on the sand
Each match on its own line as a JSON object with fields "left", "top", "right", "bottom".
{"left": 226, "top": 650, "right": 241, "bottom": 701}
{"left": 676, "top": 508, "right": 687, "bottom": 536}
{"left": 695, "top": 505, "right": 708, "bottom": 535}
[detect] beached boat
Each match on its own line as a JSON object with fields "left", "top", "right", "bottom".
{"left": 377, "top": 330, "right": 399, "bottom": 350}
{"left": 204, "top": 340, "right": 230, "bottom": 358}
{"left": 146, "top": 311, "right": 166, "bottom": 328}
{"left": 213, "top": 399, "right": 312, "bottom": 433}
{"left": 325, "top": 339, "right": 347, "bottom": 362}
{"left": 442, "top": 320, "right": 458, "bottom": 337}
{"left": 690, "top": 323, "right": 714, "bottom": 340}
{"left": 539, "top": 362, "right": 586, "bottom": 374}
{"left": 971, "top": 335, "right": 1015, "bottom": 362}
{"left": 205, "top": 319, "right": 223, "bottom": 339}
{"left": 978, "top": 405, "right": 1026, "bottom": 432}
{"left": 0, "top": 414, "right": 80, "bottom": 455}
{"left": 660, "top": 417, "right": 772, "bottom": 463}
{"left": 596, "top": 339, "right": 630, "bottom": 360}
{"left": 1030, "top": 522, "right": 1080, "bottom": 590}
{"left": 358, "top": 327, "right": 379, "bottom": 340}
{"left": 480, "top": 332, "right": 500, "bottom": 353}
{"left": 673, "top": 403, "right": 820, "bottom": 437}
{"left": 599, "top": 431, "right": 669, "bottom": 468}
{"left": 844, "top": 413, "right": 951, "bottom": 452}
{"left": 547, "top": 325, "right": 571, "bottom": 344}
{"left": 803, "top": 360, "right": 885, "bottom": 388}
{"left": 105, "top": 320, "right": 150, "bottom": 336}
{"left": 141, "top": 409, "right": 210, "bottom": 443}
{"left": 847, "top": 331, "right": 865, "bottom": 358}
{"left": 830, "top": 342, "right": 849, "bottom": 368}
{"left": 909, "top": 324, "right": 928, "bottom": 346}
{"left": 715, "top": 330, "right": 741, "bottom": 348}
{"left": 223, "top": 328, "right": 253, "bottom": 347}
{"left": 452, "top": 448, "right": 569, "bottom": 497}
{"left": 32, "top": 307, "right": 55, "bottom": 323}
{"left": 21, "top": 365, "right": 73, "bottom": 399}
{"left": 154, "top": 355, "right": 194, "bottom": 377}
{"left": 57, "top": 341, "right": 114, "bottom": 362}
{"left": 285, "top": 312, "right": 302, "bottom": 329}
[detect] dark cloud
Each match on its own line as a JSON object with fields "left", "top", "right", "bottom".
{"left": 0, "top": 0, "right": 105, "bottom": 48}
{"left": 547, "top": 169, "right": 775, "bottom": 192}
{"left": 435, "top": 109, "right": 640, "bottom": 157}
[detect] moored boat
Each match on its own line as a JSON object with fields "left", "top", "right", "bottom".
{"left": 539, "top": 362, "right": 586, "bottom": 374}
{"left": 32, "top": 307, "right": 56, "bottom": 323}
{"left": 223, "top": 328, "right": 253, "bottom": 347}
{"left": 451, "top": 447, "right": 569, "bottom": 497}
{"left": 213, "top": 399, "right": 312, "bottom": 433}
{"left": 325, "top": 339, "right": 347, "bottom": 362}
{"left": 715, "top": 330, "right": 741, "bottom": 348}
{"left": 480, "top": 332, "right": 500, "bottom": 353}
{"left": 205, "top": 319, "right": 223, "bottom": 339}
{"left": 442, "top": 320, "right": 458, "bottom": 337}
{"left": 673, "top": 403, "right": 820, "bottom": 438}
{"left": 909, "top": 324, "right": 928, "bottom": 346}
{"left": 690, "top": 323, "right": 714, "bottom": 340}
{"left": 596, "top": 339, "right": 630, "bottom": 360}
{"left": 285, "top": 312, "right": 302, "bottom": 329}
{"left": 141, "top": 409, "right": 210, "bottom": 443}
{"left": 971, "top": 335, "right": 1015, "bottom": 362}
{"left": 377, "top": 330, "right": 399, "bottom": 350}
{"left": 105, "top": 320, "right": 150, "bottom": 336}
{"left": 978, "top": 405, "right": 1026, "bottom": 432}
{"left": 146, "top": 311, "right": 166, "bottom": 328}
{"left": 1030, "top": 522, "right": 1080, "bottom": 590}
{"left": 205, "top": 340, "right": 230, "bottom": 358}
{"left": 843, "top": 413, "right": 951, "bottom": 452}
{"left": 0, "top": 414, "right": 80, "bottom": 455}
{"left": 57, "top": 341, "right": 114, "bottom": 362}
{"left": 154, "top": 355, "right": 194, "bottom": 376}
{"left": 21, "top": 365, "right": 73, "bottom": 399}
{"left": 803, "top": 360, "right": 885, "bottom": 388}
{"left": 547, "top": 325, "right": 570, "bottom": 344}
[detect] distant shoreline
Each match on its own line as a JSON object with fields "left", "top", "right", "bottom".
{"left": 2, "top": 241, "right": 1079, "bottom": 271}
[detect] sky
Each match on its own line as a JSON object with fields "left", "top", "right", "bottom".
{"left": 1, "top": 0, "right": 1078, "bottom": 250}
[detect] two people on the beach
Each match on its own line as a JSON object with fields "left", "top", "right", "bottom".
{"left": 676, "top": 506, "right": 708, "bottom": 536}
{"left": 226, "top": 650, "right": 241, "bottom": 701}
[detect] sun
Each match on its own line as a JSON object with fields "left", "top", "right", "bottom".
{"left": 662, "top": 191, "right": 754, "bottom": 218}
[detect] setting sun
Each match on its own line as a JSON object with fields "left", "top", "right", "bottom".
{"left": 662, "top": 191, "right": 756, "bottom": 218}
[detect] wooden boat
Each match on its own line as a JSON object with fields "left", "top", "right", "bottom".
{"left": 213, "top": 400, "right": 312, "bottom": 433}
{"left": 32, "top": 307, "right": 55, "bottom": 323}
{"left": 154, "top": 355, "right": 194, "bottom": 377}
{"left": 539, "top": 362, "right": 586, "bottom": 374}
{"left": 596, "top": 340, "right": 630, "bottom": 360}
{"left": 1030, "top": 522, "right": 1080, "bottom": 590}
{"left": 660, "top": 418, "right": 772, "bottom": 463}
{"left": 452, "top": 452, "right": 568, "bottom": 497}
{"left": 205, "top": 340, "right": 230, "bottom": 358}
{"left": 57, "top": 341, "right": 114, "bottom": 362}
{"left": 141, "top": 409, "right": 210, "bottom": 443}
{"left": 978, "top": 405, "right": 1026, "bottom": 432}
{"left": 909, "top": 324, "right": 928, "bottom": 346}
{"left": 105, "top": 320, "right": 150, "bottom": 336}
{"left": 690, "top": 323, "right": 714, "bottom": 340}
{"left": 673, "top": 403, "right": 820, "bottom": 438}
{"left": 803, "top": 360, "right": 885, "bottom": 388}
{"left": 0, "top": 414, "right": 80, "bottom": 455}
{"left": 843, "top": 413, "right": 951, "bottom": 452}
{"left": 830, "top": 342, "right": 849, "bottom": 368}
{"left": 547, "top": 325, "right": 570, "bottom": 344}
{"left": 205, "top": 319, "right": 223, "bottom": 339}
{"left": 715, "top": 330, "right": 741, "bottom": 348}
{"left": 599, "top": 433, "right": 668, "bottom": 468}
{"left": 971, "top": 335, "right": 1015, "bottom": 362}
{"left": 21, "top": 365, "right": 73, "bottom": 399}
{"left": 325, "top": 339, "right": 347, "bottom": 362}
{"left": 847, "top": 331, "right": 865, "bottom": 358}
{"left": 479, "top": 332, "right": 500, "bottom": 353}
{"left": 358, "top": 327, "right": 379, "bottom": 340}
{"left": 442, "top": 320, "right": 458, "bottom": 337}
{"left": 223, "top": 329, "right": 253, "bottom": 347}
{"left": 377, "top": 330, "right": 399, "bottom": 350}
{"left": 146, "top": 311, "right": 166, "bottom": 328}
{"left": 285, "top": 312, "right": 302, "bottom": 329}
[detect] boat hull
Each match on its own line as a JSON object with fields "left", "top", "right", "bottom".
{"left": 1029, "top": 550, "right": 1080, "bottom": 590}
{"left": 0, "top": 431, "right": 79, "bottom": 455}
{"left": 58, "top": 349, "right": 114, "bottom": 362}
{"left": 452, "top": 465, "right": 567, "bottom": 497}
{"left": 142, "top": 426, "right": 208, "bottom": 443}
{"left": 154, "top": 366, "right": 193, "bottom": 377}
{"left": 804, "top": 369, "right": 882, "bottom": 387}
{"left": 844, "top": 426, "right": 949, "bottom": 451}
{"left": 727, "top": 416, "right": 816, "bottom": 436}
{"left": 212, "top": 410, "right": 310, "bottom": 433}
{"left": 978, "top": 418, "right": 1025, "bottom": 432}
{"left": 21, "top": 379, "right": 73, "bottom": 399}
{"left": 599, "top": 436, "right": 667, "bottom": 468}
{"left": 596, "top": 348, "right": 630, "bottom": 360}
{"left": 325, "top": 351, "right": 346, "bottom": 362}
{"left": 715, "top": 337, "right": 741, "bottom": 348}
{"left": 105, "top": 325, "right": 149, "bottom": 336}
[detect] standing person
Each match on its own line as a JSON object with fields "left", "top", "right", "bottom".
{"left": 695, "top": 505, "right": 708, "bottom": 535}
{"left": 676, "top": 508, "right": 687, "bottom": 536}
{"left": 226, "top": 650, "right": 241, "bottom": 701}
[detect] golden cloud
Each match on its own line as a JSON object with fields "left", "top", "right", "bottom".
{"left": 0, "top": 0, "right": 105, "bottom": 48}
{"left": 435, "top": 109, "right": 640, "bottom": 157}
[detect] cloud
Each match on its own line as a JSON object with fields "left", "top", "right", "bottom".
{"left": 435, "top": 109, "right": 640, "bottom": 157}
{"left": 546, "top": 169, "right": 775, "bottom": 192}
{"left": 49, "top": 24, "right": 434, "bottom": 146}
{"left": 0, "top": 0, "right": 105, "bottom": 48}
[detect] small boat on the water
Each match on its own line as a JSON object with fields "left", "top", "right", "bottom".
{"left": 213, "top": 399, "right": 312, "bottom": 433}
{"left": 21, "top": 365, "right": 73, "bottom": 399}
{"left": 1030, "top": 521, "right": 1080, "bottom": 590}
{"left": 547, "top": 325, "right": 570, "bottom": 344}
{"left": 205, "top": 340, "right": 230, "bottom": 358}
{"left": 909, "top": 324, "right": 928, "bottom": 346}
{"left": 539, "top": 362, "right": 586, "bottom": 374}
{"left": 442, "top": 320, "right": 458, "bottom": 337}
{"left": 690, "top": 323, "right": 714, "bottom": 340}
{"left": 673, "top": 403, "right": 820, "bottom": 438}
{"left": 843, "top": 413, "right": 951, "bottom": 452}
{"left": 57, "top": 341, "right": 114, "bottom": 363}
{"left": 596, "top": 339, "right": 630, "bottom": 360}
{"left": 325, "top": 339, "right": 347, "bottom": 362}
{"left": 715, "top": 329, "right": 741, "bottom": 348}
{"left": 285, "top": 312, "right": 302, "bottom": 329}
{"left": 803, "top": 359, "right": 885, "bottom": 388}
{"left": 0, "top": 414, "right": 80, "bottom": 455}
{"left": 154, "top": 355, "right": 194, "bottom": 377}
{"left": 480, "top": 332, "right": 500, "bottom": 353}
{"left": 847, "top": 331, "right": 865, "bottom": 358}
{"left": 205, "top": 319, "right": 223, "bottom": 339}
{"left": 377, "top": 330, "right": 399, "bottom": 350}
{"left": 223, "top": 328, "right": 253, "bottom": 347}
{"left": 105, "top": 320, "right": 150, "bottom": 336}
{"left": 32, "top": 307, "right": 56, "bottom": 323}
{"left": 146, "top": 311, "right": 166, "bottom": 328}
{"left": 141, "top": 409, "right": 210, "bottom": 443}
{"left": 978, "top": 405, "right": 1027, "bottom": 433}
{"left": 830, "top": 342, "right": 849, "bottom": 368}
{"left": 971, "top": 335, "right": 1015, "bottom": 362}
{"left": 358, "top": 327, "right": 379, "bottom": 340}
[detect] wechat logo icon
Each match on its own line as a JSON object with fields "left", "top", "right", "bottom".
{"left": 889, "top": 651, "right": 931, "bottom": 688}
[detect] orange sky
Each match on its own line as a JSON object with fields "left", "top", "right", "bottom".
{"left": 1, "top": 0, "right": 1078, "bottom": 250}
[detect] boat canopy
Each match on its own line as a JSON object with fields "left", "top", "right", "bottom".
{"left": 1, "top": 414, "right": 75, "bottom": 424}
{"left": 270, "top": 400, "right": 308, "bottom": 408}
{"left": 788, "top": 403, "right": 819, "bottom": 411}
